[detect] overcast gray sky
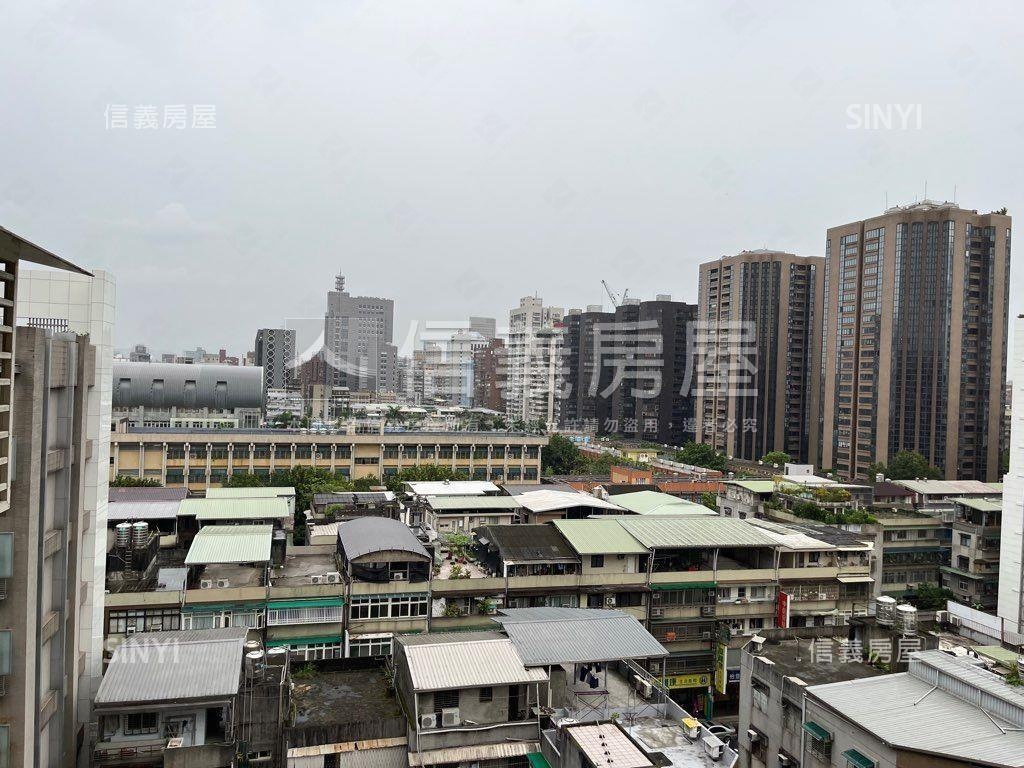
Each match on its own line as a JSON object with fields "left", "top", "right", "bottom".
{"left": 3, "top": 1, "right": 1023, "bottom": 356}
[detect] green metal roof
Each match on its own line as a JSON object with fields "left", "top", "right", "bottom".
{"left": 526, "top": 754, "right": 552, "bottom": 768}
{"left": 610, "top": 490, "right": 714, "bottom": 516}
{"left": 184, "top": 524, "right": 273, "bottom": 565}
{"left": 802, "top": 721, "right": 831, "bottom": 741}
{"left": 619, "top": 517, "right": 778, "bottom": 549}
{"left": 206, "top": 486, "right": 296, "bottom": 499}
{"left": 425, "top": 495, "right": 523, "bottom": 511}
{"left": 265, "top": 634, "right": 343, "bottom": 647}
{"left": 841, "top": 748, "right": 875, "bottom": 768}
{"left": 948, "top": 496, "right": 1002, "bottom": 512}
{"left": 729, "top": 480, "right": 776, "bottom": 494}
{"left": 971, "top": 645, "right": 1020, "bottom": 668}
{"left": 182, "top": 497, "right": 291, "bottom": 521}
{"left": 551, "top": 519, "right": 648, "bottom": 555}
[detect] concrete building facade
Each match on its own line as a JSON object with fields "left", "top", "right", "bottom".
{"left": 999, "top": 317, "right": 1024, "bottom": 632}
{"left": 819, "top": 201, "right": 1011, "bottom": 481}
{"left": 505, "top": 297, "right": 564, "bottom": 427}
{"left": 253, "top": 327, "right": 296, "bottom": 399}
{"left": 324, "top": 272, "right": 397, "bottom": 395}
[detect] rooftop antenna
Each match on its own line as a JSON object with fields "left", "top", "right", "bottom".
{"left": 954, "top": 184, "right": 957, "bottom": 204}
{"left": 924, "top": 180, "right": 928, "bottom": 200}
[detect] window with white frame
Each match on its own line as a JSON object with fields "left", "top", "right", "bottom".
{"left": 292, "top": 641, "right": 344, "bottom": 660}
{"left": 348, "top": 634, "right": 393, "bottom": 657}
{"left": 183, "top": 609, "right": 264, "bottom": 630}
{"left": 349, "top": 594, "right": 428, "bottom": 620}
{"left": 267, "top": 604, "right": 344, "bottom": 626}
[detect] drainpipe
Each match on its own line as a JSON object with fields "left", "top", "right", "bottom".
{"left": 31, "top": 334, "right": 52, "bottom": 768}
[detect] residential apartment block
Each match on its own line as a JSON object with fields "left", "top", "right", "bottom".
{"left": 324, "top": 272, "right": 398, "bottom": 395}
{"left": 696, "top": 250, "right": 823, "bottom": 462}
{"left": 253, "top": 327, "right": 296, "bottom": 399}
{"left": 505, "top": 297, "right": 564, "bottom": 427}
{"left": 1000, "top": 317, "right": 1024, "bottom": 633}
{"left": 819, "top": 201, "right": 1010, "bottom": 481}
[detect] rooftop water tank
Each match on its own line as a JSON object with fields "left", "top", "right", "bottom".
{"left": 895, "top": 604, "right": 918, "bottom": 636}
{"left": 876, "top": 596, "right": 897, "bottom": 627}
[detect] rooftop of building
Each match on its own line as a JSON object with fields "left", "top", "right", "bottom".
{"left": 206, "top": 486, "right": 296, "bottom": 499}
{"left": 949, "top": 496, "right": 1003, "bottom": 513}
{"left": 312, "top": 491, "right": 397, "bottom": 506}
{"left": 181, "top": 496, "right": 292, "bottom": 521}
{"left": 95, "top": 627, "right": 247, "bottom": 707}
{"left": 895, "top": 479, "right": 1002, "bottom": 496}
{"left": 337, "top": 516, "right": 430, "bottom": 560}
{"left": 748, "top": 635, "right": 886, "bottom": 688}
{"left": 608, "top": 490, "right": 716, "bottom": 517}
{"left": 424, "top": 495, "right": 523, "bottom": 511}
{"left": 396, "top": 631, "right": 548, "bottom": 692}
{"left": 291, "top": 667, "right": 402, "bottom": 728}
{"left": 271, "top": 552, "right": 339, "bottom": 587}
{"left": 114, "top": 427, "right": 546, "bottom": 439}
{"left": 107, "top": 500, "right": 183, "bottom": 522}
{"left": 405, "top": 480, "right": 502, "bottom": 496}
{"left": 551, "top": 519, "right": 648, "bottom": 555}
{"left": 872, "top": 481, "right": 914, "bottom": 498}
{"left": 618, "top": 517, "right": 778, "bottom": 549}
{"left": 749, "top": 519, "right": 873, "bottom": 550}
{"left": 515, "top": 489, "right": 626, "bottom": 514}
{"left": 108, "top": 486, "right": 189, "bottom": 503}
{"left": 807, "top": 651, "right": 1024, "bottom": 766}
{"left": 185, "top": 524, "right": 274, "bottom": 565}
{"left": 475, "top": 524, "right": 579, "bottom": 563}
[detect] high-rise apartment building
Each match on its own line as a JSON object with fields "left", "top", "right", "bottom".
{"left": 506, "top": 297, "right": 564, "bottom": 426}
{"left": 253, "top": 327, "right": 296, "bottom": 399}
{"left": 472, "top": 337, "right": 506, "bottom": 412}
{"left": 468, "top": 316, "right": 497, "bottom": 340}
{"left": 695, "top": 250, "right": 823, "bottom": 462}
{"left": 560, "top": 298, "right": 698, "bottom": 445}
{"left": 999, "top": 316, "right": 1024, "bottom": 633}
{"left": 0, "top": 230, "right": 113, "bottom": 768}
{"left": 819, "top": 201, "right": 1010, "bottom": 481}
{"left": 324, "top": 272, "right": 397, "bottom": 394}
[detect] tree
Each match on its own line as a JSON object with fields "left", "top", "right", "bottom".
{"left": 883, "top": 451, "right": 943, "bottom": 481}
{"left": 908, "top": 583, "right": 955, "bottom": 610}
{"left": 382, "top": 465, "right": 468, "bottom": 494}
{"left": 699, "top": 492, "right": 717, "bottom": 511}
{"left": 761, "top": 451, "right": 791, "bottom": 467}
{"left": 110, "top": 475, "right": 161, "bottom": 487}
{"left": 543, "top": 434, "right": 580, "bottom": 475}
{"left": 674, "top": 441, "right": 727, "bottom": 472}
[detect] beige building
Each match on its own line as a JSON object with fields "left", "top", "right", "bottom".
{"left": 696, "top": 250, "right": 824, "bottom": 462}
{"left": 819, "top": 201, "right": 1010, "bottom": 481}
{"left": 110, "top": 429, "right": 546, "bottom": 489}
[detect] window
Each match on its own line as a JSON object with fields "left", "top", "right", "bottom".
{"left": 124, "top": 713, "right": 159, "bottom": 735}
{"left": 0, "top": 533, "right": 12, "bottom": 578}
{"left": 590, "top": 555, "right": 605, "bottom": 568}
{"left": 349, "top": 594, "right": 429, "bottom": 620}
{"left": 749, "top": 618, "right": 765, "bottom": 630}
{"left": 267, "top": 604, "right": 344, "bottom": 626}
{"left": 0, "top": 631, "right": 11, "bottom": 676}
{"left": 479, "top": 687, "right": 493, "bottom": 703}
{"left": 347, "top": 635, "right": 392, "bottom": 658}
{"left": 294, "top": 641, "right": 344, "bottom": 660}
{"left": 108, "top": 608, "right": 182, "bottom": 634}
{"left": 433, "top": 690, "right": 459, "bottom": 711}
{"left": 960, "top": 533, "right": 971, "bottom": 547}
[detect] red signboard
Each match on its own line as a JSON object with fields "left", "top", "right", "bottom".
{"left": 776, "top": 591, "right": 791, "bottom": 629}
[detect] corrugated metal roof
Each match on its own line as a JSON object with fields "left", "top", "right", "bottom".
{"left": 206, "top": 486, "right": 296, "bottom": 499}
{"left": 309, "top": 522, "right": 341, "bottom": 540}
{"left": 493, "top": 608, "right": 668, "bottom": 665}
{"left": 895, "top": 479, "right": 999, "bottom": 495}
{"left": 406, "top": 480, "right": 500, "bottom": 496}
{"left": 108, "top": 486, "right": 189, "bottom": 503}
{"left": 184, "top": 524, "right": 273, "bottom": 564}
{"left": 313, "top": 491, "right": 396, "bottom": 506}
{"left": 182, "top": 497, "right": 291, "bottom": 521}
{"left": 475, "top": 525, "right": 579, "bottom": 562}
{"left": 113, "top": 361, "right": 263, "bottom": 409}
{"left": 408, "top": 742, "right": 539, "bottom": 767}
{"left": 807, "top": 651, "right": 1024, "bottom": 766}
{"left": 567, "top": 724, "right": 652, "bottom": 768}
{"left": 609, "top": 491, "right": 714, "bottom": 516}
{"left": 516, "top": 490, "right": 625, "bottom": 514}
{"left": 294, "top": 746, "right": 407, "bottom": 768}
{"left": 337, "top": 517, "right": 429, "bottom": 560}
{"left": 94, "top": 628, "right": 246, "bottom": 706}
{"left": 618, "top": 517, "right": 777, "bottom": 548}
{"left": 728, "top": 480, "right": 776, "bottom": 494}
{"left": 949, "top": 496, "right": 1003, "bottom": 512}
{"left": 551, "top": 519, "right": 648, "bottom": 555}
{"left": 425, "top": 495, "right": 523, "bottom": 511}
{"left": 107, "top": 500, "right": 182, "bottom": 521}
{"left": 399, "top": 634, "right": 547, "bottom": 691}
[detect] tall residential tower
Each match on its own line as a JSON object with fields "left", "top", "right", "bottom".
{"left": 696, "top": 250, "right": 824, "bottom": 462}
{"left": 819, "top": 201, "right": 1010, "bottom": 481}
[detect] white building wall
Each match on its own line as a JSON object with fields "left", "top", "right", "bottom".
{"left": 999, "top": 317, "right": 1024, "bottom": 631}
{"left": 17, "top": 269, "right": 116, "bottom": 732}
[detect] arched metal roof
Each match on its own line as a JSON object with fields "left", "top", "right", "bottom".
{"left": 113, "top": 361, "right": 264, "bottom": 409}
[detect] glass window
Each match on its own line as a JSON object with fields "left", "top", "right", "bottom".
{"left": 0, "top": 534, "right": 11, "bottom": 578}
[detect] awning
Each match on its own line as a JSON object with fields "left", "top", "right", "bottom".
{"left": 265, "top": 634, "right": 342, "bottom": 647}
{"left": 650, "top": 582, "right": 717, "bottom": 591}
{"left": 268, "top": 598, "right": 345, "bottom": 609}
{"left": 409, "top": 742, "right": 539, "bottom": 766}
{"left": 527, "top": 753, "right": 552, "bottom": 768}
{"left": 841, "top": 748, "right": 876, "bottom": 768}
{"left": 837, "top": 575, "right": 875, "bottom": 584}
{"left": 802, "top": 721, "right": 831, "bottom": 742}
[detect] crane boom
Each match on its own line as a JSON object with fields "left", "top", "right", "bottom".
{"left": 601, "top": 279, "right": 620, "bottom": 307}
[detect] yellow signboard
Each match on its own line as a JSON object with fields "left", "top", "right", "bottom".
{"left": 663, "top": 672, "right": 711, "bottom": 689}
{"left": 714, "top": 642, "right": 728, "bottom": 694}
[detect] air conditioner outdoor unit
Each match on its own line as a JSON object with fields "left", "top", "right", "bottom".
{"left": 604, "top": 595, "right": 617, "bottom": 607}
{"left": 701, "top": 631, "right": 712, "bottom": 640}
{"left": 166, "top": 738, "right": 184, "bottom": 749}
{"left": 200, "top": 579, "right": 214, "bottom": 589}
{"left": 635, "top": 679, "right": 653, "bottom": 698}
{"left": 777, "top": 756, "right": 791, "bottom": 767}
{"left": 419, "top": 713, "right": 437, "bottom": 729}
{"left": 324, "top": 572, "right": 342, "bottom": 584}
{"left": 650, "top": 607, "right": 664, "bottom": 618}
{"left": 310, "top": 575, "right": 324, "bottom": 585}
{"left": 747, "top": 729, "right": 760, "bottom": 745}
{"left": 440, "top": 707, "right": 461, "bottom": 727}
{"left": 700, "top": 605, "right": 715, "bottom": 617}
{"left": 216, "top": 579, "right": 231, "bottom": 588}
{"left": 701, "top": 734, "right": 724, "bottom": 761}
{"left": 935, "top": 610, "right": 949, "bottom": 624}
{"left": 391, "top": 572, "right": 407, "bottom": 581}
{"left": 125, "top": 625, "right": 137, "bottom": 635}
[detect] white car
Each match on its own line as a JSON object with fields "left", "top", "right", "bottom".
{"left": 701, "top": 723, "right": 736, "bottom": 744}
